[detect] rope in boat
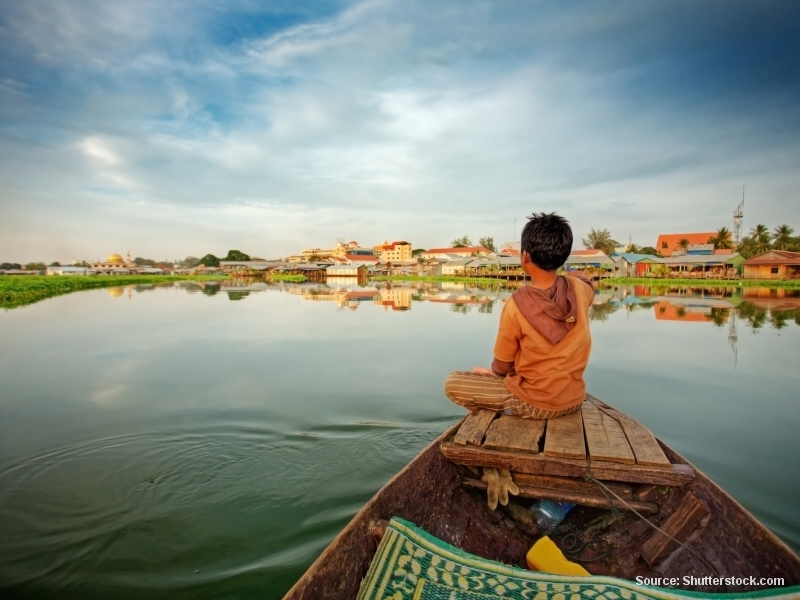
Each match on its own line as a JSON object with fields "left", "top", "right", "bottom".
{"left": 584, "top": 472, "right": 723, "bottom": 583}
{"left": 573, "top": 399, "right": 725, "bottom": 586}
{"left": 551, "top": 523, "right": 611, "bottom": 562}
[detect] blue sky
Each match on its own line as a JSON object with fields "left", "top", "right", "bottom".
{"left": 1, "top": 0, "right": 799, "bottom": 262}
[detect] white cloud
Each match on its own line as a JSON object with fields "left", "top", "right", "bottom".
{"left": 1, "top": 0, "right": 799, "bottom": 262}
{"left": 81, "top": 137, "right": 120, "bottom": 166}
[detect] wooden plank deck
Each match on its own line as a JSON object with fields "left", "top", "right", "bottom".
{"left": 581, "top": 402, "right": 636, "bottom": 464}
{"left": 453, "top": 409, "right": 497, "bottom": 446}
{"left": 543, "top": 409, "right": 585, "bottom": 460}
{"left": 483, "top": 415, "right": 545, "bottom": 454}
{"left": 442, "top": 397, "right": 694, "bottom": 488}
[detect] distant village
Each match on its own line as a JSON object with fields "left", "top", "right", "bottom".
{"left": 2, "top": 229, "right": 799, "bottom": 281}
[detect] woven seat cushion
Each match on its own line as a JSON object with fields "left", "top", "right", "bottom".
{"left": 356, "top": 517, "right": 799, "bottom": 600}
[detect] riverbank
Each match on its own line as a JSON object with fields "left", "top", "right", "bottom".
{"left": 372, "top": 274, "right": 800, "bottom": 289}
{"left": 0, "top": 275, "right": 227, "bottom": 310}
{"left": 371, "top": 275, "right": 505, "bottom": 284}
{"left": 604, "top": 277, "right": 800, "bottom": 288}
{"left": 269, "top": 274, "right": 307, "bottom": 283}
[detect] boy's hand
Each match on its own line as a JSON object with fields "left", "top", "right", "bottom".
{"left": 472, "top": 366, "right": 496, "bottom": 376}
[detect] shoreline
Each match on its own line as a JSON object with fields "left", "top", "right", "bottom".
{"left": 3, "top": 273, "right": 798, "bottom": 311}
{"left": 371, "top": 274, "right": 800, "bottom": 289}
{"left": 603, "top": 276, "right": 800, "bottom": 288}
{"left": 0, "top": 275, "right": 227, "bottom": 310}
{"left": 370, "top": 275, "right": 506, "bottom": 284}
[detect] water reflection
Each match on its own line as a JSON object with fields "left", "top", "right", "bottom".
{"left": 94, "top": 279, "right": 800, "bottom": 334}
{"left": 1, "top": 278, "right": 799, "bottom": 598}
{"left": 597, "top": 283, "right": 800, "bottom": 331}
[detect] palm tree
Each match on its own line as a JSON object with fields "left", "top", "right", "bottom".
{"left": 677, "top": 238, "right": 690, "bottom": 251}
{"left": 737, "top": 236, "right": 757, "bottom": 259}
{"left": 707, "top": 227, "right": 733, "bottom": 250}
{"left": 626, "top": 243, "right": 641, "bottom": 253}
{"left": 772, "top": 224, "right": 795, "bottom": 250}
{"left": 749, "top": 224, "right": 771, "bottom": 254}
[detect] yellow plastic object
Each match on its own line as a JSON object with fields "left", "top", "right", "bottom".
{"left": 526, "top": 536, "right": 591, "bottom": 576}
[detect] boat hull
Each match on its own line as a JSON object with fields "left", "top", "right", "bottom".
{"left": 283, "top": 420, "right": 800, "bottom": 599}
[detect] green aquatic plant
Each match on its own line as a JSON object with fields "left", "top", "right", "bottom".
{"left": 605, "top": 277, "right": 800, "bottom": 289}
{"left": 0, "top": 275, "right": 225, "bottom": 310}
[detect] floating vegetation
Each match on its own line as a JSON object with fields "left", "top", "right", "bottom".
{"left": 0, "top": 275, "right": 225, "bottom": 310}
{"left": 605, "top": 277, "right": 800, "bottom": 289}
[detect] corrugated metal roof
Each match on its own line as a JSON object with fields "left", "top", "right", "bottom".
{"left": 660, "top": 253, "right": 740, "bottom": 265}
{"left": 441, "top": 257, "right": 475, "bottom": 266}
{"left": 743, "top": 250, "right": 800, "bottom": 265}
{"left": 423, "top": 246, "right": 491, "bottom": 254}
{"left": 611, "top": 253, "right": 662, "bottom": 263}
{"left": 570, "top": 249, "right": 607, "bottom": 256}
{"left": 564, "top": 255, "right": 614, "bottom": 265}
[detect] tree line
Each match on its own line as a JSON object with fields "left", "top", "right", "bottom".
{"left": 450, "top": 236, "right": 497, "bottom": 252}
{"left": 581, "top": 224, "right": 798, "bottom": 258}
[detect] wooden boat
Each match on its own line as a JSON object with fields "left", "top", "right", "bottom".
{"left": 283, "top": 396, "right": 800, "bottom": 599}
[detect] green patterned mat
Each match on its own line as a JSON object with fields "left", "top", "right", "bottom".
{"left": 356, "top": 517, "right": 800, "bottom": 600}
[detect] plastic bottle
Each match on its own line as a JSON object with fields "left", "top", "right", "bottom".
{"left": 529, "top": 499, "right": 574, "bottom": 534}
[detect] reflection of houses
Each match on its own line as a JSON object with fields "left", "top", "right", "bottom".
{"left": 740, "top": 287, "right": 800, "bottom": 310}
{"left": 742, "top": 251, "right": 800, "bottom": 280}
{"left": 427, "top": 292, "right": 493, "bottom": 306}
{"left": 377, "top": 287, "right": 413, "bottom": 310}
{"left": 290, "top": 284, "right": 382, "bottom": 309}
{"left": 219, "top": 281, "right": 270, "bottom": 292}
{"left": 652, "top": 297, "right": 733, "bottom": 323}
{"left": 438, "top": 282, "right": 469, "bottom": 291}
{"left": 655, "top": 301, "right": 714, "bottom": 322}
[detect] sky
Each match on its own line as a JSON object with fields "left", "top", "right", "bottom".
{"left": 1, "top": 0, "right": 799, "bottom": 263}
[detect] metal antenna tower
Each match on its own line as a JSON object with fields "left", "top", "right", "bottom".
{"left": 733, "top": 186, "right": 745, "bottom": 245}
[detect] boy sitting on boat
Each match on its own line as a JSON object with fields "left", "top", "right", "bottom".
{"left": 445, "top": 212, "right": 594, "bottom": 420}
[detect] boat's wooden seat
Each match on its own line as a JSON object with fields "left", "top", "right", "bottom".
{"left": 441, "top": 394, "right": 695, "bottom": 512}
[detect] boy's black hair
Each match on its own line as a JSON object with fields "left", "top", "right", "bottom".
{"left": 520, "top": 212, "right": 573, "bottom": 271}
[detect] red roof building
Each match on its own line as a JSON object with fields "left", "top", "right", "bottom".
{"left": 656, "top": 232, "right": 715, "bottom": 257}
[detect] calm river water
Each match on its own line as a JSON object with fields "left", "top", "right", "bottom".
{"left": 1, "top": 280, "right": 799, "bottom": 598}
